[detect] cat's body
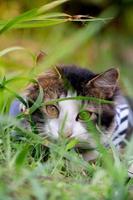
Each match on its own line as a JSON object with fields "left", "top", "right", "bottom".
{"left": 10, "top": 65, "right": 133, "bottom": 158}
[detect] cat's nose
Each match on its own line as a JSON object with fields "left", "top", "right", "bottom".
{"left": 65, "top": 129, "right": 72, "bottom": 138}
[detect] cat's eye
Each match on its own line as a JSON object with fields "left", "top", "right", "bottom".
{"left": 45, "top": 105, "right": 59, "bottom": 118}
{"left": 76, "top": 110, "right": 96, "bottom": 122}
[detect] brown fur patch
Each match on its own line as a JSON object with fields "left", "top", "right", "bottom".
{"left": 25, "top": 69, "right": 65, "bottom": 101}
{"left": 85, "top": 68, "right": 119, "bottom": 99}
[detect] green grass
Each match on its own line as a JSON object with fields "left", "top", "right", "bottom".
{"left": 0, "top": 1, "right": 133, "bottom": 199}
{"left": 0, "top": 115, "right": 133, "bottom": 200}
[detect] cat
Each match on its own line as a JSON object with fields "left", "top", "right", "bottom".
{"left": 10, "top": 65, "right": 133, "bottom": 162}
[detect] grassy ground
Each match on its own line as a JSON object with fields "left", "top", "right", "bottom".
{"left": 0, "top": 1, "right": 133, "bottom": 199}
{"left": 0, "top": 115, "right": 133, "bottom": 200}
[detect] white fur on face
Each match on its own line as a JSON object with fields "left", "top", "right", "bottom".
{"left": 44, "top": 92, "right": 94, "bottom": 145}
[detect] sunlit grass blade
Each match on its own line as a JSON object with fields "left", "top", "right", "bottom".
{"left": 34, "top": 12, "right": 70, "bottom": 20}
{"left": 0, "top": 46, "right": 25, "bottom": 57}
{"left": 13, "top": 19, "right": 68, "bottom": 29}
{"left": 37, "top": 0, "right": 69, "bottom": 15}
{"left": 43, "top": 96, "right": 114, "bottom": 106}
{"left": 0, "top": 46, "right": 35, "bottom": 69}
{"left": 0, "top": 0, "right": 69, "bottom": 34}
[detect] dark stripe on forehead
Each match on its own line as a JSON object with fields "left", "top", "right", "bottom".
{"left": 58, "top": 65, "right": 96, "bottom": 94}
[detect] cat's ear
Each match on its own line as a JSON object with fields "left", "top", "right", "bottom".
{"left": 86, "top": 68, "right": 119, "bottom": 98}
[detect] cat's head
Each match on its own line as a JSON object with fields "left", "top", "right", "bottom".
{"left": 21, "top": 66, "right": 119, "bottom": 147}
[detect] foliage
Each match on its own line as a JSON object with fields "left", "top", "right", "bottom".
{"left": 0, "top": 0, "right": 133, "bottom": 199}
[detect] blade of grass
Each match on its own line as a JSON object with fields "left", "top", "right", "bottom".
{"left": 13, "top": 19, "right": 68, "bottom": 29}
{"left": 0, "top": 0, "right": 69, "bottom": 34}
{"left": 0, "top": 46, "right": 35, "bottom": 68}
{"left": 0, "top": 46, "right": 25, "bottom": 57}
{"left": 0, "top": 15, "right": 112, "bottom": 31}
{"left": 28, "top": 85, "right": 44, "bottom": 114}
{"left": 0, "top": 9, "right": 37, "bottom": 34}
{"left": 43, "top": 96, "right": 114, "bottom": 106}
{"left": 37, "top": 0, "right": 69, "bottom": 15}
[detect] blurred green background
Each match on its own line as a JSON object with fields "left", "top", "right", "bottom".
{"left": 0, "top": 0, "right": 133, "bottom": 94}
